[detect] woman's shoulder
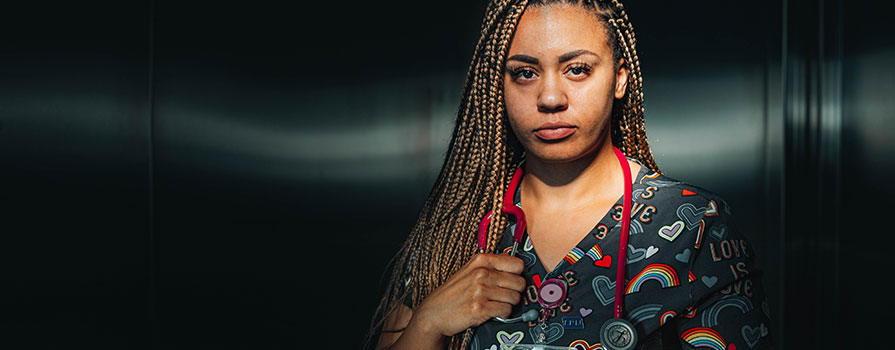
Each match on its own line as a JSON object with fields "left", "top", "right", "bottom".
{"left": 621, "top": 170, "right": 770, "bottom": 348}
{"left": 634, "top": 169, "right": 732, "bottom": 216}
{"left": 626, "top": 169, "right": 745, "bottom": 259}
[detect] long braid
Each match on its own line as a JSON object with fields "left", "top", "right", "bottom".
{"left": 453, "top": 4, "right": 530, "bottom": 347}
{"left": 606, "top": 0, "right": 660, "bottom": 173}
{"left": 366, "top": 1, "right": 659, "bottom": 349}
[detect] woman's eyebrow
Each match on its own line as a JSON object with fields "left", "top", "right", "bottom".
{"left": 506, "top": 49, "right": 599, "bottom": 65}
{"left": 559, "top": 49, "right": 598, "bottom": 63}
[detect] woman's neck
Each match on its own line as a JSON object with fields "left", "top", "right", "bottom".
{"left": 520, "top": 138, "right": 636, "bottom": 212}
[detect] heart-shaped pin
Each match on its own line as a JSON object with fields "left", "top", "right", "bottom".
{"left": 523, "top": 236, "right": 533, "bottom": 252}
{"left": 676, "top": 203, "right": 706, "bottom": 230}
{"left": 627, "top": 244, "right": 647, "bottom": 264}
{"left": 659, "top": 221, "right": 685, "bottom": 242}
{"left": 591, "top": 275, "right": 616, "bottom": 306}
{"left": 594, "top": 255, "right": 612, "bottom": 268}
{"left": 496, "top": 330, "right": 524, "bottom": 349}
{"left": 702, "top": 275, "right": 718, "bottom": 288}
{"left": 579, "top": 307, "right": 593, "bottom": 317}
{"left": 710, "top": 224, "right": 727, "bottom": 241}
{"left": 528, "top": 322, "right": 564, "bottom": 345}
{"left": 705, "top": 200, "right": 719, "bottom": 216}
{"left": 646, "top": 245, "right": 659, "bottom": 258}
{"left": 675, "top": 248, "right": 691, "bottom": 263}
{"left": 741, "top": 324, "right": 762, "bottom": 348}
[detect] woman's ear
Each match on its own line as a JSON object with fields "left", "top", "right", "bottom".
{"left": 614, "top": 58, "right": 628, "bottom": 99}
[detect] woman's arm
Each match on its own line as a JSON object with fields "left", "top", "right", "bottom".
{"left": 674, "top": 196, "right": 773, "bottom": 349}
{"left": 376, "top": 304, "right": 446, "bottom": 350}
{"left": 375, "top": 253, "right": 526, "bottom": 350}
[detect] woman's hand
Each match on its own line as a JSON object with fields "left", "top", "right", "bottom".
{"left": 409, "top": 253, "right": 527, "bottom": 337}
{"left": 379, "top": 253, "right": 527, "bottom": 350}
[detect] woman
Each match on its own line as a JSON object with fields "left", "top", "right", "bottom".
{"left": 369, "top": 1, "right": 772, "bottom": 349}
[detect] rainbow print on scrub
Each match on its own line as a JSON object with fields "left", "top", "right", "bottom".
{"left": 565, "top": 243, "right": 610, "bottom": 266}
{"left": 564, "top": 247, "right": 586, "bottom": 264}
{"left": 660, "top": 310, "right": 677, "bottom": 326}
{"left": 681, "top": 327, "right": 730, "bottom": 350}
{"left": 585, "top": 243, "right": 605, "bottom": 262}
{"left": 625, "top": 263, "right": 680, "bottom": 294}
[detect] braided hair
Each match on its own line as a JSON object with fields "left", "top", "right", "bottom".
{"left": 367, "top": 1, "right": 659, "bottom": 348}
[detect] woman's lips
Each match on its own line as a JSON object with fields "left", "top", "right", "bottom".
{"left": 534, "top": 123, "right": 577, "bottom": 141}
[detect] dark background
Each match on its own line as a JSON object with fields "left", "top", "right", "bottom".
{"left": 1, "top": 0, "right": 892, "bottom": 348}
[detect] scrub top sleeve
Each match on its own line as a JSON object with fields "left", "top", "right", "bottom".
{"left": 676, "top": 196, "right": 774, "bottom": 349}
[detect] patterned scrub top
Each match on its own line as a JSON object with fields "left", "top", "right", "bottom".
{"left": 405, "top": 157, "right": 773, "bottom": 350}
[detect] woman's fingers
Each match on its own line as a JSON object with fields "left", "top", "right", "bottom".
{"left": 481, "top": 253, "right": 525, "bottom": 274}
{"left": 410, "top": 253, "right": 529, "bottom": 336}
{"left": 470, "top": 268, "right": 526, "bottom": 293}
{"left": 470, "top": 299, "right": 514, "bottom": 321}
{"left": 467, "top": 267, "right": 527, "bottom": 293}
{"left": 486, "top": 300, "right": 514, "bottom": 320}
{"left": 482, "top": 284, "right": 522, "bottom": 305}
{"left": 459, "top": 253, "right": 524, "bottom": 278}
{"left": 491, "top": 270, "right": 527, "bottom": 292}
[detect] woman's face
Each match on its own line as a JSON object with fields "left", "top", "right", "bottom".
{"left": 503, "top": 4, "right": 627, "bottom": 163}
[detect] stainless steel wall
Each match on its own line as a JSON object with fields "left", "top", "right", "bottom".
{"left": 1, "top": 0, "right": 892, "bottom": 349}
{"left": 0, "top": 1, "right": 153, "bottom": 347}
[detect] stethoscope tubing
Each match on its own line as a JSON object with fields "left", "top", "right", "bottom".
{"left": 477, "top": 164, "right": 527, "bottom": 255}
{"left": 476, "top": 146, "right": 634, "bottom": 321}
{"left": 611, "top": 145, "right": 632, "bottom": 319}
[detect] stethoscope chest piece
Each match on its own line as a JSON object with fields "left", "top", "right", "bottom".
{"left": 600, "top": 318, "right": 637, "bottom": 350}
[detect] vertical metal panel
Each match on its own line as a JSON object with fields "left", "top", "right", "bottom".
{"left": 0, "top": 1, "right": 153, "bottom": 348}
{"left": 627, "top": 1, "right": 785, "bottom": 345}
{"left": 781, "top": 0, "right": 845, "bottom": 348}
{"left": 839, "top": 2, "right": 895, "bottom": 348}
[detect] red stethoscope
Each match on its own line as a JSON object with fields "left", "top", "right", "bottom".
{"left": 476, "top": 145, "right": 638, "bottom": 350}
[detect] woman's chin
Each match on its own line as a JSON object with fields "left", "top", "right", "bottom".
{"left": 525, "top": 147, "right": 597, "bottom": 164}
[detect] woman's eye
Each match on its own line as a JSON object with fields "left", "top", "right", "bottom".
{"left": 521, "top": 70, "right": 535, "bottom": 79}
{"left": 568, "top": 65, "right": 592, "bottom": 77}
{"left": 510, "top": 68, "right": 537, "bottom": 81}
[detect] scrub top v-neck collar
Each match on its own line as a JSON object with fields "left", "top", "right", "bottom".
{"left": 506, "top": 156, "right": 649, "bottom": 279}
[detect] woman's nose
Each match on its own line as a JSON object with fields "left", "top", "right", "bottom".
{"left": 537, "top": 72, "right": 569, "bottom": 113}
